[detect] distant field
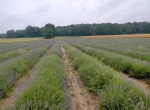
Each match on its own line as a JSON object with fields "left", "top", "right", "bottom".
{"left": 82, "top": 34, "right": 150, "bottom": 38}
{"left": 0, "top": 37, "right": 43, "bottom": 43}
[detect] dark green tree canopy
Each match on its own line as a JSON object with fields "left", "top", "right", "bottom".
{"left": 42, "top": 28, "right": 53, "bottom": 39}
{"left": 56, "top": 22, "right": 150, "bottom": 36}
{"left": 26, "top": 26, "right": 43, "bottom": 37}
{"left": 6, "top": 30, "right": 16, "bottom": 38}
{"left": 26, "top": 25, "right": 34, "bottom": 37}
{"left": 16, "top": 30, "right": 27, "bottom": 38}
{"left": 2, "top": 21, "right": 150, "bottom": 38}
{"left": 0, "top": 33, "right": 6, "bottom": 38}
{"left": 45, "top": 23, "right": 56, "bottom": 35}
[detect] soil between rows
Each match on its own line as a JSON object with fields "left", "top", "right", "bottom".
{"left": 0, "top": 42, "right": 149, "bottom": 110}
{"left": 61, "top": 44, "right": 99, "bottom": 110}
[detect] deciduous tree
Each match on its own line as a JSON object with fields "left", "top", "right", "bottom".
{"left": 42, "top": 28, "right": 53, "bottom": 39}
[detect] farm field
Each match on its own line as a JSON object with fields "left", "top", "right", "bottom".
{"left": 82, "top": 34, "right": 150, "bottom": 38}
{"left": 0, "top": 37, "right": 43, "bottom": 43}
{"left": 0, "top": 37, "right": 150, "bottom": 110}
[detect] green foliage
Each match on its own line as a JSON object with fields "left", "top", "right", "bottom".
{"left": 56, "top": 22, "right": 150, "bottom": 36}
{"left": 63, "top": 42, "right": 150, "bottom": 110}
{"left": 14, "top": 54, "right": 67, "bottom": 110}
{"left": 0, "top": 42, "right": 55, "bottom": 99}
{"left": 26, "top": 25, "right": 43, "bottom": 37}
{"left": 78, "top": 63, "right": 113, "bottom": 93}
{"left": 42, "top": 28, "right": 53, "bottom": 39}
{"left": 5, "top": 26, "right": 43, "bottom": 38}
{"left": 69, "top": 42, "right": 150, "bottom": 79}
{"left": 6, "top": 30, "right": 16, "bottom": 38}
{"left": 45, "top": 23, "right": 56, "bottom": 35}
{"left": 63, "top": 43, "right": 113, "bottom": 93}
{"left": 75, "top": 38, "right": 150, "bottom": 63}
{"left": 16, "top": 30, "right": 27, "bottom": 38}
{"left": 2, "top": 21, "right": 150, "bottom": 38}
{"left": 0, "top": 49, "right": 28, "bottom": 63}
{"left": 47, "top": 40, "right": 62, "bottom": 56}
{"left": 100, "top": 81, "right": 150, "bottom": 110}
{"left": 0, "top": 33, "right": 6, "bottom": 38}
{"left": 0, "top": 48, "right": 46, "bottom": 98}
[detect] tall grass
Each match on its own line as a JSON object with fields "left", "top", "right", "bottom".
{"left": 13, "top": 46, "right": 68, "bottom": 110}
{"left": 63, "top": 42, "right": 150, "bottom": 110}
{"left": 0, "top": 42, "right": 54, "bottom": 99}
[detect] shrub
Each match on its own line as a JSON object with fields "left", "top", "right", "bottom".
{"left": 69, "top": 42, "right": 150, "bottom": 79}
{"left": 14, "top": 54, "right": 67, "bottom": 110}
{"left": 63, "top": 42, "right": 150, "bottom": 110}
{"left": 0, "top": 42, "right": 54, "bottom": 99}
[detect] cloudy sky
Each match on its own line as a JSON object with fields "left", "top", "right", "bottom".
{"left": 0, "top": 0, "right": 150, "bottom": 33}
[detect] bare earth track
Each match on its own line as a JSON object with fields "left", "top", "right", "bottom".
{"left": 0, "top": 68, "right": 36, "bottom": 110}
{"left": 0, "top": 42, "right": 149, "bottom": 110}
{"left": 0, "top": 47, "right": 52, "bottom": 110}
{"left": 61, "top": 44, "right": 99, "bottom": 110}
{"left": 120, "top": 73, "right": 150, "bottom": 95}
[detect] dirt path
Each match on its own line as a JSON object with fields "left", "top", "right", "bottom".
{"left": 0, "top": 46, "right": 54, "bottom": 110}
{"left": 61, "top": 44, "right": 99, "bottom": 110}
{"left": 69, "top": 42, "right": 150, "bottom": 95}
{"left": 120, "top": 73, "right": 150, "bottom": 95}
{"left": 0, "top": 68, "right": 36, "bottom": 110}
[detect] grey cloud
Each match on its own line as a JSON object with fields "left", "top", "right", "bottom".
{"left": 0, "top": 0, "right": 150, "bottom": 33}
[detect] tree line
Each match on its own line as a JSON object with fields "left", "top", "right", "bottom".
{"left": 0, "top": 34, "right": 6, "bottom": 38}
{"left": 0, "top": 23, "right": 55, "bottom": 39}
{"left": 56, "top": 21, "right": 150, "bottom": 36}
{"left": 0, "top": 21, "right": 150, "bottom": 38}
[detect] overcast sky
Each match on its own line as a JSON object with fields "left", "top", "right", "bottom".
{"left": 0, "top": 0, "right": 150, "bottom": 33}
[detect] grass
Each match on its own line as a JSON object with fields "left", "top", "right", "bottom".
{"left": 13, "top": 43, "right": 68, "bottom": 110}
{"left": 63, "top": 42, "right": 150, "bottom": 110}
{"left": 0, "top": 37, "right": 43, "bottom": 43}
